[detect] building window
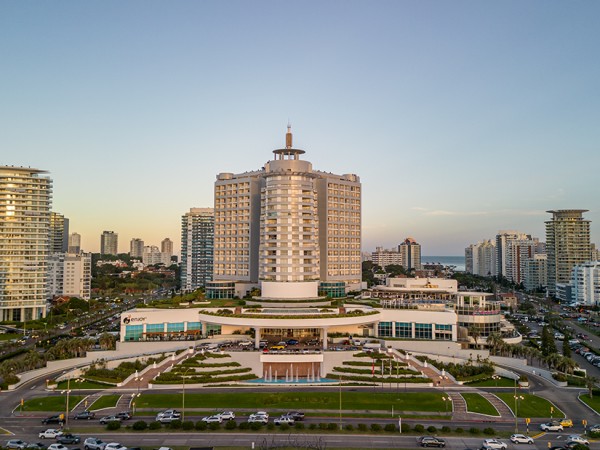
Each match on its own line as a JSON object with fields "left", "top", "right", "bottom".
{"left": 125, "top": 325, "right": 143, "bottom": 341}
{"left": 206, "top": 324, "right": 221, "bottom": 336}
{"left": 378, "top": 322, "right": 392, "bottom": 337}
{"left": 415, "top": 323, "right": 432, "bottom": 339}
{"left": 395, "top": 322, "right": 412, "bottom": 338}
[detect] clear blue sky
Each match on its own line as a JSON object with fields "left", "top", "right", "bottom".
{"left": 2, "top": 1, "right": 599, "bottom": 255}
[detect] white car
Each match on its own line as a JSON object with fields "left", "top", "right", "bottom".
{"left": 38, "top": 430, "right": 63, "bottom": 439}
{"left": 566, "top": 435, "right": 589, "bottom": 445}
{"left": 217, "top": 411, "right": 235, "bottom": 420}
{"left": 248, "top": 414, "right": 268, "bottom": 424}
{"left": 201, "top": 415, "right": 222, "bottom": 423}
{"left": 274, "top": 415, "right": 295, "bottom": 425}
{"left": 510, "top": 434, "right": 534, "bottom": 444}
{"left": 104, "top": 444, "right": 127, "bottom": 450}
{"left": 156, "top": 409, "right": 180, "bottom": 419}
{"left": 540, "top": 422, "right": 563, "bottom": 432}
{"left": 250, "top": 411, "right": 269, "bottom": 419}
{"left": 482, "top": 439, "right": 507, "bottom": 450}
{"left": 47, "top": 445, "right": 68, "bottom": 450}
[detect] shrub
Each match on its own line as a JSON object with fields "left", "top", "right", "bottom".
{"left": 345, "top": 424, "right": 354, "bottom": 431}
{"left": 469, "top": 427, "right": 481, "bottom": 435}
{"left": 168, "top": 419, "right": 182, "bottom": 429}
{"left": 106, "top": 421, "right": 121, "bottom": 431}
{"left": 225, "top": 420, "right": 236, "bottom": 430}
{"left": 327, "top": 423, "right": 338, "bottom": 431}
{"left": 294, "top": 422, "right": 305, "bottom": 430}
{"left": 401, "top": 423, "right": 411, "bottom": 433}
{"left": 384, "top": 424, "right": 396, "bottom": 432}
{"left": 414, "top": 424, "right": 425, "bottom": 432}
{"left": 358, "top": 423, "right": 368, "bottom": 431}
{"left": 370, "top": 423, "right": 382, "bottom": 432}
{"left": 149, "top": 421, "right": 162, "bottom": 430}
{"left": 309, "top": 423, "right": 318, "bottom": 430}
{"left": 208, "top": 422, "right": 220, "bottom": 430}
{"left": 455, "top": 427, "right": 464, "bottom": 434}
{"left": 483, "top": 427, "right": 495, "bottom": 435}
{"left": 441, "top": 426, "right": 451, "bottom": 433}
{"left": 195, "top": 421, "right": 207, "bottom": 431}
{"left": 132, "top": 420, "right": 147, "bottom": 431}
{"left": 182, "top": 421, "right": 194, "bottom": 430}
{"left": 319, "top": 423, "right": 328, "bottom": 430}
{"left": 427, "top": 426, "right": 437, "bottom": 433}
{"left": 266, "top": 423, "right": 275, "bottom": 430}
{"left": 280, "top": 423, "right": 290, "bottom": 432}
{"left": 250, "top": 422, "right": 262, "bottom": 430}
{"left": 238, "top": 422, "right": 250, "bottom": 430}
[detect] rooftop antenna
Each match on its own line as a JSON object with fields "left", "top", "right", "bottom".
{"left": 286, "top": 120, "right": 292, "bottom": 149}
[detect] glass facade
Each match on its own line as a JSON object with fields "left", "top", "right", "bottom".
{"left": 435, "top": 324, "right": 453, "bottom": 341}
{"left": 187, "top": 322, "right": 201, "bottom": 331}
{"left": 146, "top": 323, "right": 164, "bottom": 334}
{"left": 206, "top": 324, "right": 222, "bottom": 335}
{"left": 206, "top": 281, "right": 235, "bottom": 299}
{"left": 319, "top": 281, "right": 346, "bottom": 298}
{"left": 415, "top": 323, "right": 432, "bottom": 339}
{"left": 167, "top": 322, "right": 184, "bottom": 333}
{"left": 124, "top": 324, "right": 143, "bottom": 341}
{"left": 395, "top": 322, "right": 412, "bottom": 338}
{"left": 377, "top": 321, "right": 393, "bottom": 337}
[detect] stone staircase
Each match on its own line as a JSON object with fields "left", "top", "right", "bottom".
{"left": 479, "top": 391, "right": 515, "bottom": 418}
{"left": 71, "top": 392, "right": 102, "bottom": 413}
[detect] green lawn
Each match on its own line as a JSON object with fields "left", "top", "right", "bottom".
{"left": 56, "top": 379, "right": 115, "bottom": 390}
{"left": 462, "top": 393, "right": 499, "bottom": 416}
{"left": 136, "top": 392, "right": 448, "bottom": 413}
{"left": 495, "top": 393, "right": 563, "bottom": 418}
{"left": 90, "top": 394, "right": 120, "bottom": 410}
{"left": 465, "top": 377, "right": 516, "bottom": 388}
{"left": 0, "top": 333, "right": 20, "bottom": 341}
{"left": 22, "top": 395, "right": 85, "bottom": 412}
{"left": 579, "top": 393, "right": 600, "bottom": 414}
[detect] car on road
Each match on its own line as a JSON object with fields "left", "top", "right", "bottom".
{"left": 286, "top": 411, "right": 305, "bottom": 421}
{"left": 157, "top": 413, "right": 181, "bottom": 423}
{"left": 274, "top": 415, "right": 295, "bottom": 425}
{"left": 156, "top": 409, "right": 180, "bottom": 420}
{"left": 510, "top": 434, "right": 534, "bottom": 444}
{"left": 46, "top": 445, "right": 68, "bottom": 450}
{"left": 559, "top": 418, "right": 574, "bottom": 428}
{"left": 38, "top": 430, "right": 62, "bottom": 439}
{"left": 566, "top": 435, "right": 589, "bottom": 446}
{"left": 540, "top": 422, "right": 564, "bottom": 432}
{"left": 56, "top": 435, "right": 80, "bottom": 445}
{"left": 216, "top": 411, "right": 235, "bottom": 420}
{"left": 286, "top": 339, "right": 299, "bottom": 345}
{"left": 115, "top": 411, "right": 132, "bottom": 420}
{"left": 83, "top": 438, "right": 106, "bottom": 450}
{"left": 201, "top": 415, "right": 223, "bottom": 423}
{"left": 248, "top": 413, "right": 268, "bottom": 423}
{"left": 104, "top": 443, "right": 127, "bottom": 450}
{"left": 99, "top": 415, "right": 121, "bottom": 425}
{"left": 590, "top": 424, "right": 600, "bottom": 433}
{"left": 41, "top": 415, "right": 64, "bottom": 425}
{"left": 482, "top": 439, "right": 508, "bottom": 450}
{"left": 269, "top": 344, "right": 286, "bottom": 350}
{"left": 26, "top": 443, "right": 47, "bottom": 450}
{"left": 416, "top": 436, "right": 446, "bottom": 448}
{"left": 6, "top": 440, "right": 28, "bottom": 450}
{"left": 73, "top": 410, "right": 95, "bottom": 420}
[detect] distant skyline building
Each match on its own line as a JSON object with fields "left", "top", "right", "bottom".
{"left": 181, "top": 208, "right": 214, "bottom": 292}
{"left": 68, "top": 232, "right": 81, "bottom": 254}
{"left": 0, "top": 166, "right": 52, "bottom": 321}
{"left": 399, "top": 237, "right": 421, "bottom": 271}
{"left": 100, "top": 230, "right": 118, "bottom": 255}
{"left": 465, "top": 239, "right": 496, "bottom": 276}
{"left": 371, "top": 246, "right": 402, "bottom": 269}
{"left": 142, "top": 245, "right": 162, "bottom": 266}
{"left": 495, "top": 230, "right": 530, "bottom": 280}
{"left": 211, "top": 126, "right": 361, "bottom": 300}
{"left": 48, "top": 252, "right": 92, "bottom": 300}
{"left": 570, "top": 261, "right": 600, "bottom": 306}
{"left": 130, "top": 238, "right": 144, "bottom": 258}
{"left": 50, "top": 212, "right": 69, "bottom": 253}
{"left": 546, "top": 209, "right": 591, "bottom": 296}
{"left": 523, "top": 254, "right": 548, "bottom": 292}
{"left": 161, "top": 238, "right": 173, "bottom": 266}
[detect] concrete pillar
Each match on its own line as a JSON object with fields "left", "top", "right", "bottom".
{"left": 322, "top": 327, "right": 328, "bottom": 350}
{"left": 254, "top": 327, "right": 261, "bottom": 350}
{"left": 201, "top": 322, "right": 206, "bottom": 337}
{"left": 411, "top": 322, "right": 416, "bottom": 339}
{"left": 432, "top": 323, "right": 436, "bottom": 340}
{"left": 392, "top": 321, "right": 396, "bottom": 338}
{"left": 373, "top": 321, "right": 380, "bottom": 338}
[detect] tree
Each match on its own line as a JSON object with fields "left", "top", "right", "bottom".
{"left": 586, "top": 375, "right": 598, "bottom": 399}
{"left": 562, "top": 334, "right": 572, "bottom": 359}
{"left": 541, "top": 326, "right": 557, "bottom": 357}
{"left": 468, "top": 325, "right": 481, "bottom": 349}
{"left": 486, "top": 332, "right": 503, "bottom": 356}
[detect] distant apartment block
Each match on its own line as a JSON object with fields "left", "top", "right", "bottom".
{"left": 142, "top": 245, "right": 162, "bottom": 265}
{"left": 68, "top": 232, "right": 81, "bottom": 254}
{"left": 181, "top": 208, "right": 214, "bottom": 291}
{"left": 48, "top": 253, "right": 92, "bottom": 300}
{"left": 546, "top": 210, "right": 591, "bottom": 296}
{"left": 161, "top": 238, "right": 173, "bottom": 265}
{"left": 465, "top": 239, "right": 496, "bottom": 276}
{"left": 50, "top": 212, "right": 69, "bottom": 253}
{"left": 101, "top": 230, "right": 119, "bottom": 255}
{"left": 0, "top": 166, "right": 52, "bottom": 321}
{"left": 570, "top": 261, "right": 600, "bottom": 306}
{"left": 130, "top": 238, "right": 144, "bottom": 258}
{"left": 371, "top": 247, "right": 402, "bottom": 269}
{"left": 523, "top": 254, "right": 548, "bottom": 292}
{"left": 399, "top": 237, "right": 421, "bottom": 271}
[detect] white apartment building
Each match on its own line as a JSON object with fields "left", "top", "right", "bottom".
{"left": 68, "top": 232, "right": 81, "bottom": 254}
{"left": 101, "top": 230, "right": 118, "bottom": 255}
{"left": 130, "top": 238, "right": 144, "bottom": 258}
{"left": 571, "top": 261, "right": 600, "bottom": 306}
{"left": 142, "top": 246, "right": 162, "bottom": 266}
{"left": 465, "top": 239, "right": 496, "bottom": 276}
{"left": 161, "top": 238, "right": 173, "bottom": 266}
{"left": 0, "top": 166, "right": 52, "bottom": 321}
{"left": 522, "top": 254, "right": 547, "bottom": 292}
{"left": 211, "top": 126, "right": 361, "bottom": 300}
{"left": 48, "top": 253, "right": 92, "bottom": 300}
{"left": 371, "top": 247, "right": 402, "bottom": 269}
{"left": 495, "top": 230, "right": 530, "bottom": 280}
{"left": 181, "top": 208, "right": 214, "bottom": 291}
{"left": 399, "top": 237, "right": 421, "bottom": 271}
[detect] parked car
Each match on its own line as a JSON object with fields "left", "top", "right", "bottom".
{"left": 510, "top": 434, "right": 534, "bottom": 444}
{"left": 201, "top": 415, "right": 222, "bottom": 423}
{"left": 286, "top": 339, "right": 299, "bottom": 345}
{"left": 115, "top": 411, "right": 131, "bottom": 421}
{"left": 104, "top": 443, "right": 127, "bottom": 450}
{"left": 216, "top": 411, "right": 235, "bottom": 420}
{"left": 270, "top": 345, "right": 285, "bottom": 350}
{"left": 99, "top": 415, "right": 121, "bottom": 425}
{"left": 6, "top": 440, "right": 28, "bottom": 450}
{"left": 157, "top": 413, "right": 180, "bottom": 423}
{"left": 274, "top": 415, "right": 295, "bottom": 425}
{"left": 566, "top": 435, "right": 589, "bottom": 446}
{"left": 247, "top": 413, "right": 268, "bottom": 424}
{"left": 41, "top": 415, "right": 64, "bottom": 425}
{"left": 38, "top": 430, "right": 62, "bottom": 439}
{"left": 46, "top": 445, "right": 68, "bottom": 450}
{"left": 156, "top": 409, "right": 180, "bottom": 420}
{"left": 73, "top": 411, "right": 95, "bottom": 420}
{"left": 26, "top": 443, "right": 47, "bottom": 450}
{"left": 57, "top": 435, "right": 80, "bottom": 445}
{"left": 83, "top": 438, "right": 106, "bottom": 450}
{"left": 416, "top": 436, "right": 446, "bottom": 448}
{"left": 286, "top": 411, "right": 305, "bottom": 421}
{"left": 482, "top": 439, "right": 508, "bottom": 450}
{"left": 540, "top": 422, "right": 563, "bottom": 432}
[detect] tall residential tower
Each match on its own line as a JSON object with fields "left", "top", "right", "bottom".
{"left": 180, "top": 208, "right": 214, "bottom": 291}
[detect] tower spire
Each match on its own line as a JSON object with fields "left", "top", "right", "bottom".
{"left": 285, "top": 122, "right": 292, "bottom": 149}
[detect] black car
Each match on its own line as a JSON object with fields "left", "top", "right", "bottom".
{"left": 286, "top": 411, "right": 305, "bottom": 421}
{"left": 417, "top": 436, "right": 446, "bottom": 448}
{"left": 57, "top": 435, "right": 80, "bottom": 445}
{"left": 73, "top": 411, "right": 95, "bottom": 420}
{"left": 41, "top": 415, "right": 64, "bottom": 425}
{"left": 115, "top": 411, "right": 131, "bottom": 420}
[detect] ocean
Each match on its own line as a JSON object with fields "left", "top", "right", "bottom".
{"left": 422, "top": 256, "right": 465, "bottom": 272}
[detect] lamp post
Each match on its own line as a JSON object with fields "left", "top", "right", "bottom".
{"left": 339, "top": 375, "right": 343, "bottom": 430}
{"left": 182, "top": 368, "right": 193, "bottom": 423}
{"left": 492, "top": 375, "right": 500, "bottom": 388}
{"left": 514, "top": 394, "right": 524, "bottom": 432}
{"left": 442, "top": 395, "right": 451, "bottom": 415}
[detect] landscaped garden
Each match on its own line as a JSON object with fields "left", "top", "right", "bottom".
{"left": 462, "top": 393, "right": 499, "bottom": 416}
{"left": 495, "top": 393, "right": 562, "bottom": 418}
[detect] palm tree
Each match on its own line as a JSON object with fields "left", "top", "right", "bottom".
{"left": 468, "top": 325, "right": 481, "bottom": 349}
{"left": 586, "top": 375, "right": 598, "bottom": 399}
{"left": 486, "top": 332, "right": 503, "bottom": 355}
{"left": 556, "top": 357, "right": 577, "bottom": 375}
{"left": 545, "top": 352, "right": 561, "bottom": 370}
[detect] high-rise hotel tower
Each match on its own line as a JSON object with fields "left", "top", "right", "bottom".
{"left": 210, "top": 127, "right": 361, "bottom": 300}
{"left": 0, "top": 166, "right": 52, "bottom": 321}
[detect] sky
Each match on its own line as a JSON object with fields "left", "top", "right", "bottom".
{"left": 2, "top": 1, "right": 599, "bottom": 256}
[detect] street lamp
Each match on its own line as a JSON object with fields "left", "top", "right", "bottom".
{"left": 182, "top": 367, "right": 193, "bottom": 423}
{"left": 514, "top": 394, "right": 524, "bottom": 432}
{"left": 442, "top": 396, "right": 452, "bottom": 415}
{"left": 61, "top": 377, "right": 82, "bottom": 429}
{"left": 339, "top": 375, "right": 343, "bottom": 430}
{"left": 492, "top": 375, "right": 500, "bottom": 388}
